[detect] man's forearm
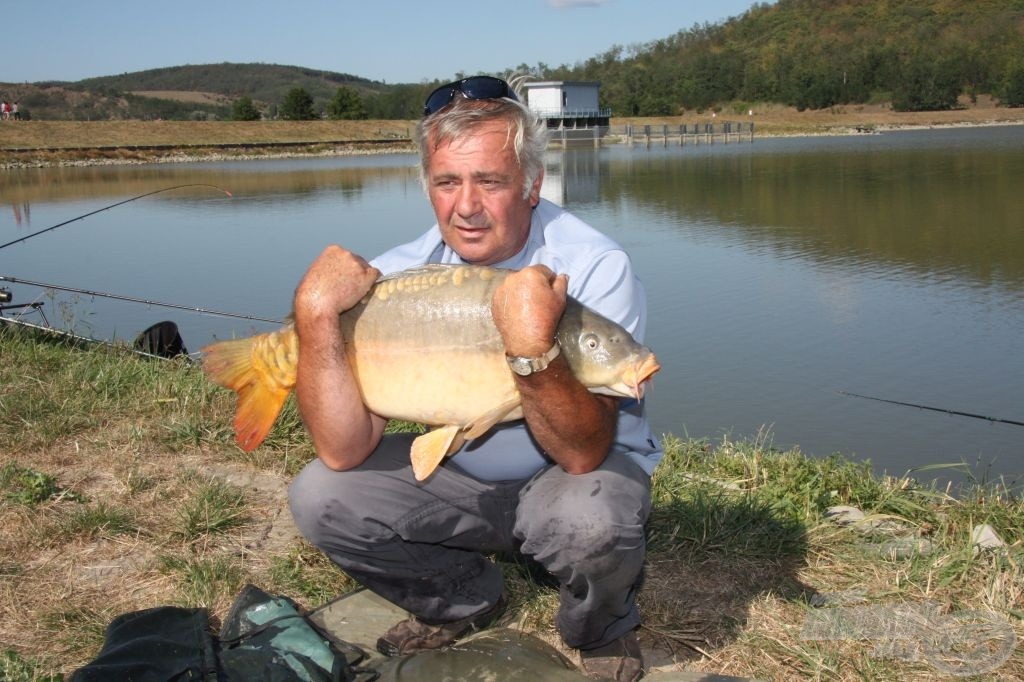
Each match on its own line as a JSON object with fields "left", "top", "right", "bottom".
{"left": 292, "top": 245, "right": 385, "bottom": 470}
{"left": 515, "top": 354, "right": 618, "bottom": 474}
{"left": 294, "top": 310, "right": 384, "bottom": 470}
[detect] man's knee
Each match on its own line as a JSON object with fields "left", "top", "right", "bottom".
{"left": 289, "top": 460, "right": 335, "bottom": 545}
{"left": 516, "top": 454, "right": 650, "bottom": 568}
{"left": 288, "top": 437, "right": 417, "bottom": 549}
{"left": 288, "top": 458, "right": 372, "bottom": 548}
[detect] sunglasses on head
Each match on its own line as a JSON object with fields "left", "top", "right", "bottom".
{"left": 422, "top": 76, "right": 518, "bottom": 116}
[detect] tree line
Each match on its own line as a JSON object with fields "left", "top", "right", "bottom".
{"left": 260, "top": 0, "right": 1024, "bottom": 120}
{"left": 536, "top": 0, "right": 1024, "bottom": 115}
{"left": 8, "top": 0, "right": 1024, "bottom": 121}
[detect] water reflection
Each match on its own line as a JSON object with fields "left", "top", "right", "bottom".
{"left": 9, "top": 203, "right": 30, "bottom": 226}
{"left": 593, "top": 129, "right": 1024, "bottom": 292}
{"left": 1, "top": 129, "right": 1021, "bottom": 485}
{"left": 2, "top": 155, "right": 420, "bottom": 208}
{"left": 541, "top": 150, "right": 603, "bottom": 206}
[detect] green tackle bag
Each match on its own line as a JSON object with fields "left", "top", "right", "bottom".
{"left": 218, "top": 584, "right": 370, "bottom": 681}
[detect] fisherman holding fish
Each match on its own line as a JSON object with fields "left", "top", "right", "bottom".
{"left": 281, "top": 77, "right": 660, "bottom": 681}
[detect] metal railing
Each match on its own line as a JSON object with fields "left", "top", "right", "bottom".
{"left": 530, "top": 107, "right": 613, "bottom": 119}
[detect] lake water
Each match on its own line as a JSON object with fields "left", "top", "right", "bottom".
{"left": 2, "top": 126, "right": 1023, "bottom": 486}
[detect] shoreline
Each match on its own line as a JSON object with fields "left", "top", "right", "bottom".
{"left": 3, "top": 115, "right": 1023, "bottom": 170}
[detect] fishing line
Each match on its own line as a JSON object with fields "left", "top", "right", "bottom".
{"left": 837, "top": 390, "right": 1024, "bottom": 428}
{"left": 0, "top": 274, "right": 283, "bottom": 324}
{"left": 0, "top": 183, "right": 233, "bottom": 251}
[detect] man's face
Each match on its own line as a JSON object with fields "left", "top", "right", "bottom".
{"left": 425, "top": 119, "right": 543, "bottom": 266}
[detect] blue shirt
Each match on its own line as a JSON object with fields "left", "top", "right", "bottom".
{"left": 371, "top": 198, "right": 662, "bottom": 480}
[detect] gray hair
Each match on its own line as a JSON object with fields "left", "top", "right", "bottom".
{"left": 416, "top": 86, "right": 549, "bottom": 199}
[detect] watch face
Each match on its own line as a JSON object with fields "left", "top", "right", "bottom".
{"left": 509, "top": 357, "right": 533, "bottom": 376}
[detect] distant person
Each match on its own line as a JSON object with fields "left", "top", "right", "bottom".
{"left": 12, "top": 102, "right": 19, "bottom": 121}
{"left": 1, "top": 101, "right": 8, "bottom": 121}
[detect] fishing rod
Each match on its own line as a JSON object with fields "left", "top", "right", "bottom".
{"left": 837, "top": 391, "right": 1024, "bottom": 428}
{"left": 0, "top": 274, "right": 283, "bottom": 324}
{"left": 0, "top": 183, "right": 232, "bottom": 251}
{"left": 0, "top": 311, "right": 195, "bottom": 362}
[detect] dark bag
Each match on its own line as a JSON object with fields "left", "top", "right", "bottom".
{"left": 68, "top": 606, "right": 218, "bottom": 681}
{"left": 70, "top": 585, "right": 371, "bottom": 682}
{"left": 134, "top": 320, "right": 188, "bottom": 358}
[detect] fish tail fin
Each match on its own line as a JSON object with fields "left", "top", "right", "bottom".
{"left": 202, "top": 326, "right": 299, "bottom": 451}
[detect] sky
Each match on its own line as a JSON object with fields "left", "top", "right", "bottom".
{"left": 3, "top": 0, "right": 767, "bottom": 85}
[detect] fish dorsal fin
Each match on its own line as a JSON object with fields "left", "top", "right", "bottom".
{"left": 410, "top": 426, "right": 462, "bottom": 481}
{"left": 463, "top": 398, "right": 522, "bottom": 440}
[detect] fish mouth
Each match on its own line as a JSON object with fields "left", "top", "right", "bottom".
{"left": 592, "top": 352, "right": 661, "bottom": 401}
{"left": 623, "top": 353, "right": 661, "bottom": 400}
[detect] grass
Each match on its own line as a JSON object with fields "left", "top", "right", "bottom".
{"left": 0, "top": 323, "right": 1021, "bottom": 679}
{"left": 0, "top": 649, "right": 63, "bottom": 682}
{"left": 174, "top": 475, "right": 248, "bottom": 541}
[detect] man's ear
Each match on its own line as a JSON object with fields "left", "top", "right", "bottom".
{"left": 528, "top": 169, "right": 545, "bottom": 207}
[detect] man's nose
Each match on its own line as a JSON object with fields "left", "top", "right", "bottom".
{"left": 455, "top": 183, "right": 482, "bottom": 217}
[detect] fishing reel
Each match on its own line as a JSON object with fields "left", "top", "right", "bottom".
{"left": 0, "top": 287, "right": 46, "bottom": 319}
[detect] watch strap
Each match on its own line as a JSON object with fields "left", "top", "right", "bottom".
{"left": 507, "top": 341, "right": 561, "bottom": 376}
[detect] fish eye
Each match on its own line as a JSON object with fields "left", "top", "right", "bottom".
{"left": 582, "top": 333, "right": 600, "bottom": 350}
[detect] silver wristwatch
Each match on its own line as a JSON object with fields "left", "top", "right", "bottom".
{"left": 506, "top": 341, "right": 561, "bottom": 377}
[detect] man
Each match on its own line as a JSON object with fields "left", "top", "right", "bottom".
{"left": 288, "top": 76, "right": 661, "bottom": 682}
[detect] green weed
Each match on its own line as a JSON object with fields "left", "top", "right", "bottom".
{"left": 175, "top": 477, "right": 247, "bottom": 541}
{"left": 40, "top": 605, "right": 111, "bottom": 662}
{"left": 54, "top": 502, "right": 136, "bottom": 540}
{"left": 0, "top": 462, "right": 79, "bottom": 506}
{"left": 159, "top": 554, "right": 245, "bottom": 609}
{"left": 0, "top": 649, "right": 62, "bottom": 682}
{"left": 268, "top": 543, "right": 359, "bottom": 607}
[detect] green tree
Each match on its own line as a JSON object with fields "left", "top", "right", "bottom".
{"left": 892, "top": 53, "right": 961, "bottom": 112}
{"left": 231, "top": 96, "right": 261, "bottom": 121}
{"left": 280, "top": 87, "right": 317, "bottom": 120}
{"left": 327, "top": 86, "right": 367, "bottom": 120}
{"left": 998, "top": 58, "right": 1024, "bottom": 107}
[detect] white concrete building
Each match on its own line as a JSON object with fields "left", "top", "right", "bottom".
{"left": 524, "top": 81, "right": 610, "bottom": 129}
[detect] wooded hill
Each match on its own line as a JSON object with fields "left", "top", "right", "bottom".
{"left": 2, "top": 63, "right": 392, "bottom": 122}
{"left": 543, "top": 0, "right": 1024, "bottom": 115}
{"left": 3, "top": 0, "right": 1023, "bottom": 121}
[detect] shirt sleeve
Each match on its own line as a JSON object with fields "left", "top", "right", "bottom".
{"left": 566, "top": 249, "right": 648, "bottom": 344}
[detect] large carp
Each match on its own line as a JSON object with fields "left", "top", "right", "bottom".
{"left": 202, "top": 264, "right": 660, "bottom": 480}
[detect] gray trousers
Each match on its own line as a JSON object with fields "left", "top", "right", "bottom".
{"left": 288, "top": 433, "right": 651, "bottom": 650}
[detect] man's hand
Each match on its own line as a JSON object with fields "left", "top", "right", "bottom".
{"left": 491, "top": 265, "right": 616, "bottom": 474}
{"left": 491, "top": 265, "right": 569, "bottom": 357}
{"left": 294, "top": 245, "right": 380, "bottom": 325}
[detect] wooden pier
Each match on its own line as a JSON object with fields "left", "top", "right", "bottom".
{"left": 549, "top": 125, "right": 609, "bottom": 148}
{"left": 620, "top": 121, "right": 755, "bottom": 146}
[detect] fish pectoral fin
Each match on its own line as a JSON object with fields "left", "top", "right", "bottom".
{"left": 410, "top": 426, "right": 462, "bottom": 481}
{"left": 463, "top": 399, "right": 522, "bottom": 440}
